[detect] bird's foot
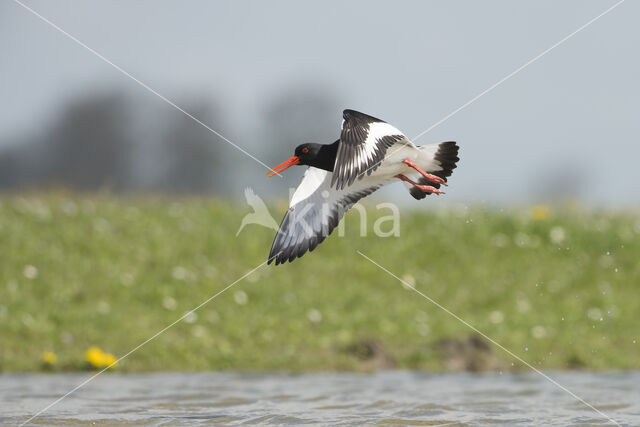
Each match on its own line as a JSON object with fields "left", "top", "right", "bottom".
{"left": 394, "top": 174, "right": 445, "bottom": 195}
{"left": 415, "top": 184, "right": 444, "bottom": 195}
{"left": 402, "top": 159, "right": 447, "bottom": 186}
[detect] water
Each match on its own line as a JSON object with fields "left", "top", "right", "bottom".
{"left": 2, "top": 371, "right": 639, "bottom": 425}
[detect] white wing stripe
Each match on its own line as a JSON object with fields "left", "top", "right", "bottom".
{"left": 269, "top": 167, "right": 386, "bottom": 265}
{"left": 332, "top": 111, "right": 412, "bottom": 190}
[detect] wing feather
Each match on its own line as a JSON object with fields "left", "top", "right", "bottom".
{"left": 268, "top": 167, "right": 383, "bottom": 265}
{"left": 331, "top": 109, "right": 409, "bottom": 190}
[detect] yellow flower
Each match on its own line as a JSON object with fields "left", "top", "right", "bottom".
{"left": 530, "top": 205, "right": 550, "bottom": 221}
{"left": 85, "top": 347, "right": 103, "bottom": 366}
{"left": 101, "top": 353, "right": 117, "bottom": 366}
{"left": 85, "top": 347, "right": 118, "bottom": 368}
{"left": 41, "top": 351, "right": 57, "bottom": 365}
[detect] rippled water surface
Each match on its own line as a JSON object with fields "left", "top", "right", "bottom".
{"left": 3, "top": 371, "right": 639, "bottom": 425}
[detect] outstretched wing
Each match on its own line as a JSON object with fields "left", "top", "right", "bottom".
{"left": 331, "top": 109, "right": 411, "bottom": 190}
{"left": 268, "top": 167, "right": 384, "bottom": 265}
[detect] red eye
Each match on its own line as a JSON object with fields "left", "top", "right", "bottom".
{"left": 302, "top": 147, "right": 309, "bottom": 154}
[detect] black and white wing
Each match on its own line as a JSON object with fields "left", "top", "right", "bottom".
{"left": 331, "top": 109, "right": 412, "bottom": 190}
{"left": 268, "top": 167, "right": 384, "bottom": 265}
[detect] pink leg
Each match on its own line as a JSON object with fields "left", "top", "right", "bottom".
{"left": 395, "top": 174, "right": 444, "bottom": 194}
{"left": 402, "top": 159, "right": 447, "bottom": 186}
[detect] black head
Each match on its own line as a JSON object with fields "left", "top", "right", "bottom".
{"left": 294, "top": 143, "right": 323, "bottom": 165}
{"left": 267, "top": 141, "right": 338, "bottom": 177}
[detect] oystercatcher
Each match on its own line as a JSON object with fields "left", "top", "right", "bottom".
{"left": 266, "top": 109, "right": 459, "bottom": 265}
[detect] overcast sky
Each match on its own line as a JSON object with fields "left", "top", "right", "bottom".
{"left": 1, "top": 0, "right": 638, "bottom": 206}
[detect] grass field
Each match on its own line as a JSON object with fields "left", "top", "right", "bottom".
{"left": 1, "top": 194, "right": 639, "bottom": 372}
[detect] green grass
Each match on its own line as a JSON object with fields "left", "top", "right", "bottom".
{"left": 0, "top": 194, "right": 639, "bottom": 372}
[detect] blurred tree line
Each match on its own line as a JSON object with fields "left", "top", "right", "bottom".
{"left": 0, "top": 85, "right": 341, "bottom": 195}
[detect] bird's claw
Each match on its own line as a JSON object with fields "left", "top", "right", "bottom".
{"left": 401, "top": 159, "right": 447, "bottom": 186}
{"left": 416, "top": 185, "right": 444, "bottom": 195}
{"left": 425, "top": 174, "right": 447, "bottom": 186}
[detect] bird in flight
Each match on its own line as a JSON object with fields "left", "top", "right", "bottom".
{"left": 266, "top": 109, "right": 459, "bottom": 265}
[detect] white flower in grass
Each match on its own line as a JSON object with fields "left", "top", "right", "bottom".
{"left": 60, "top": 200, "right": 78, "bottom": 216}
{"left": 587, "top": 307, "right": 602, "bottom": 321}
{"left": 283, "top": 293, "right": 297, "bottom": 305}
{"left": 192, "top": 325, "right": 207, "bottom": 338}
{"left": 246, "top": 271, "right": 260, "bottom": 283}
{"left": 234, "top": 290, "right": 248, "bottom": 305}
{"left": 401, "top": 274, "right": 416, "bottom": 289}
{"left": 172, "top": 266, "right": 188, "bottom": 281}
{"left": 549, "top": 226, "right": 566, "bottom": 244}
{"left": 307, "top": 309, "right": 322, "bottom": 323}
{"left": 514, "top": 232, "right": 530, "bottom": 247}
{"left": 93, "top": 218, "right": 111, "bottom": 232}
{"left": 415, "top": 310, "right": 428, "bottom": 323}
{"left": 61, "top": 331, "right": 73, "bottom": 344}
{"left": 531, "top": 325, "right": 547, "bottom": 339}
{"left": 97, "top": 301, "right": 110, "bottom": 314}
{"left": 516, "top": 294, "right": 530, "bottom": 313}
{"left": 23, "top": 265, "right": 38, "bottom": 279}
{"left": 183, "top": 311, "right": 197, "bottom": 323}
{"left": 489, "top": 310, "right": 504, "bottom": 324}
{"left": 417, "top": 323, "right": 430, "bottom": 336}
{"left": 120, "top": 272, "right": 135, "bottom": 287}
{"left": 162, "top": 296, "right": 177, "bottom": 311}
{"left": 21, "top": 312, "right": 34, "bottom": 327}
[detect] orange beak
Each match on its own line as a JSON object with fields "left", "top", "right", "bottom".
{"left": 266, "top": 155, "right": 299, "bottom": 177}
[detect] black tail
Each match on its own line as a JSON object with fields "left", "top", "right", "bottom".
{"left": 410, "top": 141, "right": 460, "bottom": 200}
